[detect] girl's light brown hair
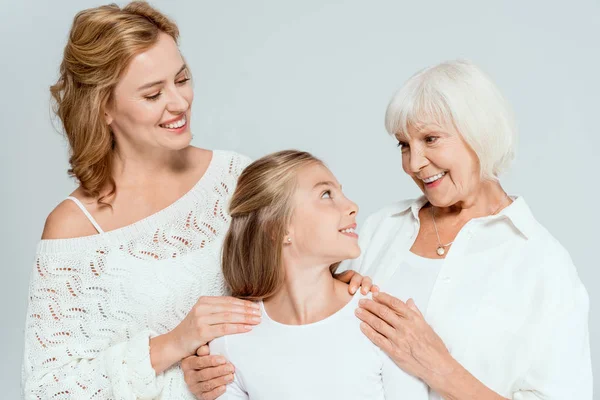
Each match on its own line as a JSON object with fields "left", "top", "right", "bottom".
{"left": 223, "top": 150, "right": 340, "bottom": 301}
{"left": 50, "top": 1, "right": 179, "bottom": 205}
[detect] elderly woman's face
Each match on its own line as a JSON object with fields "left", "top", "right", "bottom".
{"left": 397, "top": 122, "right": 481, "bottom": 207}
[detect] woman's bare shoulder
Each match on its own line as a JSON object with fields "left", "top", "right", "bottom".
{"left": 41, "top": 189, "right": 99, "bottom": 240}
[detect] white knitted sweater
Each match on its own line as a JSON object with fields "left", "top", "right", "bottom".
{"left": 22, "top": 150, "right": 251, "bottom": 399}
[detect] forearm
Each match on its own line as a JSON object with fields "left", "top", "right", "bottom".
{"left": 150, "top": 331, "right": 188, "bottom": 374}
{"left": 23, "top": 330, "right": 165, "bottom": 399}
{"left": 427, "top": 358, "right": 508, "bottom": 400}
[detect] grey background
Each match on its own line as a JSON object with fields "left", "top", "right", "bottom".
{"left": 2, "top": 0, "right": 598, "bottom": 398}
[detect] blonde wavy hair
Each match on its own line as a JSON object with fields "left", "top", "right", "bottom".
{"left": 50, "top": 1, "right": 179, "bottom": 205}
{"left": 222, "top": 150, "right": 341, "bottom": 301}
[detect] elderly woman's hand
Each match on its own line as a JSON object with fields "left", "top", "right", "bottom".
{"left": 356, "top": 292, "right": 510, "bottom": 399}
{"left": 335, "top": 270, "right": 379, "bottom": 295}
{"left": 355, "top": 292, "right": 456, "bottom": 388}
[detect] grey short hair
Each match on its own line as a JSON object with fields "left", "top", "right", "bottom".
{"left": 385, "top": 60, "right": 517, "bottom": 180}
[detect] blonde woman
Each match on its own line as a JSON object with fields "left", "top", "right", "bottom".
{"left": 208, "top": 150, "right": 428, "bottom": 399}
{"left": 22, "top": 3, "right": 369, "bottom": 399}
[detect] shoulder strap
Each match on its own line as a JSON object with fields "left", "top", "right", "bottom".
{"left": 65, "top": 196, "right": 105, "bottom": 234}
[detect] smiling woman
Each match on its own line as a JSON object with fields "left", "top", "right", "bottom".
{"left": 350, "top": 60, "right": 593, "bottom": 399}
{"left": 21, "top": 3, "right": 370, "bottom": 399}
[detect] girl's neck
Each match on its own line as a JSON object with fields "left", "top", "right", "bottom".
{"left": 264, "top": 262, "right": 352, "bottom": 325}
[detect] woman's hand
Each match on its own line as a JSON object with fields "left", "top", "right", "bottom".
{"left": 335, "top": 270, "right": 379, "bottom": 295}
{"left": 150, "top": 296, "right": 260, "bottom": 374}
{"left": 355, "top": 292, "right": 455, "bottom": 388}
{"left": 356, "top": 292, "right": 509, "bottom": 399}
{"left": 182, "top": 345, "right": 234, "bottom": 400}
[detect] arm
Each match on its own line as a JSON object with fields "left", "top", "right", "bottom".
{"left": 510, "top": 264, "right": 592, "bottom": 399}
{"left": 22, "top": 252, "right": 259, "bottom": 399}
{"left": 357, "top": 294, "right": 509, "bottom": 400}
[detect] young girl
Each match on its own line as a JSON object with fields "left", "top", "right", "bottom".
{"left": 210, "top": 150, "right": 427, "bottom": 399}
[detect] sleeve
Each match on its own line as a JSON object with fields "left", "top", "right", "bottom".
{"left": 511, "top": 249, "right": 593, "bottom": 399}
{"left": 380, "top": 350, "right": 429, "bottom": 399}
{"left": 209, "top": 337, "right": 249, "bottom": 400}
{"left": 21, "top": 251, "right": 165, "bottom": 400}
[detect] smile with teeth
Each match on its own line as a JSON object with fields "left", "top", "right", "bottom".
{"left": 339, "top": 227, "right": 356, "bottom": 234}
{"left": 422, "top": 171, "right": 446, "bottom": 184}
{"left": 160, "top": 115, "right": 186, "bottom": 129}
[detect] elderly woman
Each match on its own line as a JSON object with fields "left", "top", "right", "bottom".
{"left": 351, "top": 60, "right": 592, "bottom": 399}
{"left": 192, "top": 60, "right": 592, "bottom": 400}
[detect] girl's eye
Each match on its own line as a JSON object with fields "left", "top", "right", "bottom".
{"left": 145, "top": 92, "right": 162, "bottom": 101}
{"left": 176, "top": 78, "right": 191, "bottom": 85}
{"left": 321, "top": 190, "right": 332, "bottom": 199}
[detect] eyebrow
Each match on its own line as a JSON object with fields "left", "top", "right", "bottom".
{"left": 313, "top": 181, "right": 342, "bottom": 190}
{"left": 137, "top": 64, "right": 188, "bottom": 91}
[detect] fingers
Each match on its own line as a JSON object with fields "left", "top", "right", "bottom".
{"left": 406, "top": 298, "right": 423, "bottom": 317}
{"left": 183, "top": 356, "right": 235, "bottom": 399}
{"left": 197, "top": 364, "right": 235, "bottom": 381}
{"left": 196, "top": 385, "right": 226, "bottom": 400}
{"left": 372, "top": 292, "right": 412, "bottom": 317}
{"left": 196, "top": 302, "right": 261, "bottom": 316}
{"left": 202, "top": 311, "right": 261, "bottom": 326}
{"left": 348, "top": 272, "right": 363, "bottom": 294}
{"left": 355, "top": 306, "right": 396, "bottom": 338}
{"left": 335, "top": 270, "right": 356, "bottom": 285}
{"left": 184, "top": 354, "right": 227, "bottom": 370}
{"left": 196, "top": 295, "right": 259, "bottom": 310}
{"left": 359, "top": 297, "right": 405, "bottom": 329}
{"left": 359, "top": 276, "right": 373, "bottom": 295}
{"left": 359, "top": 321, "right": 394, "bottom": 355}
{"left": 196, "top": 344, "right": 210, "bottom": 356}
{"left": 203, "top": 323, "right": 254, "bottom": 342}
{"left": 193, "top": 374, "right": 234, "bottom": 395}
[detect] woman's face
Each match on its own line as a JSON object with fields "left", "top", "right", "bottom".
{"left": 397, "top": 121, "right": 481, "bottom": 208}
{"left": 105, "top": 32, "right": 193, "bottom": 152}
{"left": 286, "top": 163, "right": 360, "bottom": 266}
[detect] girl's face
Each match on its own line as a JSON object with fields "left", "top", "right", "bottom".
{"left": 286, "top": 163, "right": 360, "bottom": 266}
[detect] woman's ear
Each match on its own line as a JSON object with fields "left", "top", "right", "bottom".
{"left": 104, "top": 111, "right": 113, "bottom": 125}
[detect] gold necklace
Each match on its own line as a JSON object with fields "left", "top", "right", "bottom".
{"left": 430, "top": 194, "right": 510, "bottom": 256}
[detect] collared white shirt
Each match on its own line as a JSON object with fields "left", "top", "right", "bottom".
{"left": 341, "top": 196, "right": 592, "bottom": 399}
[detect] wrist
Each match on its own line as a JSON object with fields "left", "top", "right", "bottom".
{"left": 425, "top": 356, "right": 463, "bottom": 398}
{"left": 150, "top": 331, "right": 188, "bottom": 375}
{"left": 427, "top": 357, "right": 505, "bottom": 400}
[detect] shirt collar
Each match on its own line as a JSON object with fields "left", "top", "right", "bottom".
{"left": 392, "top": 195, "right": 537, "bottom": 240}
{"left": 497, "top": 196, "right": 537, "bottom": 239}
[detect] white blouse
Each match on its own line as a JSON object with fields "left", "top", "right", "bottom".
{"left": 210, "top": 293, "right": 428, "bottom": 400}
{"left": 342, "top": 196, "right": 593, "bottom": 399}
{"left": 380, "top": 251, "right": 444, "bottom": 314}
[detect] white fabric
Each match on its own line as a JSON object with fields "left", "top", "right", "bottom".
{"left": 210, "top": 293, "right": 429, "bottom": 400}
{"left": 341, "top": 196, "right": 593, "bottom": 399}
{"left": 21, "top": 150, "right": 252, "bottom": 400}
{"left": 380, "top": 251, "right": 443, "bottom": 313}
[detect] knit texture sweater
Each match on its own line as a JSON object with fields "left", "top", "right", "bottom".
{"left": 22, "top": 150, "right": 251, "bottom": 399}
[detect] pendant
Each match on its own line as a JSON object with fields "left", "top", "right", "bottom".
{"left": 436, "top": 246, "right": 445, "bottom": 256}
